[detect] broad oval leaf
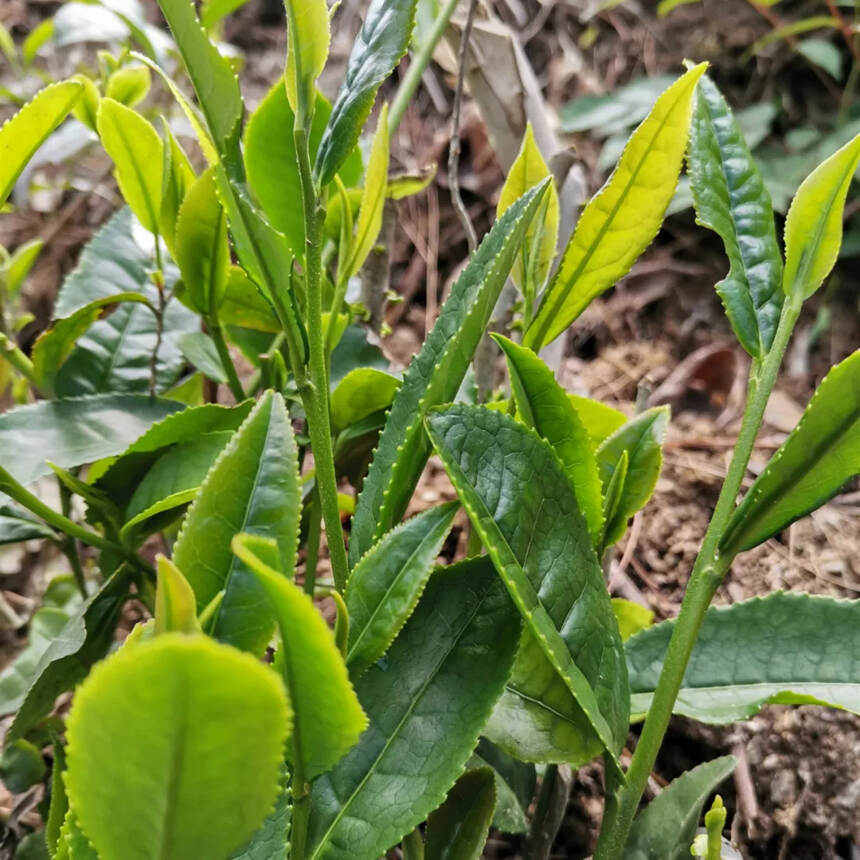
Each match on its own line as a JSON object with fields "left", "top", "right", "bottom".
{"left": 426, "top": 404, "right": 628, "bottom": 766}
{"left": 232, "top": 534, "right": 367, "bottom": 782}
{"left": 306, "top": 558, "right": 520, "bottom": 860}
{"left": 97, "top": 99, "right": 164, "bottom": 234}
{"left": 314, "top": 0, "right": 416, "bottom": 187}
{"left": 345, "top": 502, "right": 458, "bottom": 677}
{"left": 720, "top": 349, "right": 859, "bottom": 556}
{"left": 330, "top": 367, "right": 400, "bottom": 434}
{"left": 783, "top": 131, "right": 860, "bottom": 299}
{"left": 626, "top": 592, "right": 860, "bottom": 722}
{"left": 623, "top": 757, "right": 736, "bottom": 860}
{"left": 425, "top": 769, "right": 496, "bottom": 860}
{"left": 494, "top": 335, "right": 603, "bottom": 545}
{"left": 689, "top": 75, "right": 783, "bottom": 357}
{"left": 284, "top": 0, "right": 329, "bottom": 112}
{"left": 172, "top": 392, "right": 301, "bottom": 654}
{"left": 65, "top": 633, "right": 291, "bottom": 860}
{"left": 0, "top": 80, "right": 83, "bottom": 207}
{"left": 525, "top": 64, "right": 707, "bottom": 350}
{"left": 349, "top": 180, "right": 550, "bottom": 563}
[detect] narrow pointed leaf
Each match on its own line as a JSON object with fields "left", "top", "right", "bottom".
{"left": 689, "top": 75, "right": 783, "bottom": 357}
{"left": 626, "top": 592, "right": 860, "bottom": 722}
{"left": 350, "top": 180, "right": 550, "bottom": 563}
{"left": 172, "top": 392, "right": 301, "bottom": 654}
{"left": 623, "top": 757, "right": 736, "bottom": 860}
{"left": 0, "top": 80, "right": 83, "bottom": 207}
{"left": 783, "top": 132, "right": 860, "bottom": 299}
{"left": 284, "top": 0, "right": 329, "bottom": 112}
{"left": 314, "top": 0, "right": 416, "bottom": 186}
{"left": 345, "top": 502, "right": 458, "bottom": 677}
{"left": 158, "top": 120, "right": 196, "bottom": 255}
{"left": 233, "top": 533, "right": 367, "bottom": 781}
{"left": 65, "top": 634, "right": 291, "bottom": 860}
{"left": 525, "top": 64, "right": 708, "bottom": 350}
{"left": 494, "top": 335, "right": 603, "bottom": 544}
{"left": 426, "top": 404, "right": 628, "bottom": 765}
{"left": 720, "top": 349, "right": 859, "bottom": 556}
{"left": 0, "top": 500, "right": 55, "bottom": 546}
{"left": 306, "top": 558, "right": 520, "bottom": 860}
{"left": 154, "top": 556, "right": 201, "bottom": 634}
{"left": 425, "top": 769, "right": 496, "bottom": 860}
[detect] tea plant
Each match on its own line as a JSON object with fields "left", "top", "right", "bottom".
{"left": 0, "top": 1, "right": 857, "bottom": 858}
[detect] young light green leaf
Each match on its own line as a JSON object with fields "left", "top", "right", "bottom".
{"left": 159, "top": 120, "right": 196, "bottom": 257}
{"left": 120, "top": 488, "right": 199, "bottom": 543}
{"left": 175, "top": 167, "right": 230, "bottom": 315}
{"left": 345, "top": 502, "right": 458, "bottom": 677}
{"left": 284, "top": 0, "right": 330, "bottom": 112}
{"left": 97, "top": 99, "right": 164, "bottom": 234}
{"left": 105, "top": 64, "right": 151, "bottom": 107}
{"left": 232, "top": 533, "right": 367, "bottom": 781}
{"left": 525, "top": 63, "right": 708, "bottom": 350}
{"left": 314, "top": 0, "right": 416, "bottom": 187}
{"left": 172, "top": 392, "right": 301, "bottom": 655}
{"left": 306, "top": 558, "right": 520, "bottom": 860}
{"left": 720, "top": 349, "right": 859, "bottom": 556}
{"left": 783, "top": 131, "right": 860, "bottom": 299}
{"left": 627, "top": 592, "right": 860, "bottom": 722}
{"left": 56, "top": 809, "right": 99, "bottom": 860}
{"left": 494, "top": 335, "right": 603, "bottom": 545}
{"left": 330, "top": 367, "right": 400, "bottom": 433}
{"left": 0, "top": 395, "right": 183, "bottom": 486}
{"left": 569, "top": 394, "right": 627, "bottom": 450}
{"left": 426, "top": 405, "right": 628, "bottom": 767}
{"left": 0, "top": 80, "right": 83, "bottom": 207}
{"left": 425, "top": 769, "right": 496, "bottom": 860}
{"left": 154, "top": 555, "right": 201, "bottom": 634}
{"left": 689, "top": 75, "right": 783, "bottom": 357}
{"left": 612, "top": 598, "right": 654, "bottom": 642}
{"left": 596, "top": 406, "right": 669, "bottom": 549}
{"left": 349, "top": 180, "right": 550, "bottom": 563}
{"left": 497, "top": 123, "right": 559, "bottom": 293}
{"left": 623, "top": 757, "right": 736, "bottom": 860}
{"left": 65, "top": 633, "right": 291, "bottom": 860}
{"left": 4, "top": 238, "right": 43, "bottom": 295}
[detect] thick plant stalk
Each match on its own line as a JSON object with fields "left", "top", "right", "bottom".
{"left": 594, "top": 293, "right": 802, "bottom": 858}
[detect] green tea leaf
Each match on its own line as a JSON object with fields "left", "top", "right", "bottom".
{"left": 331, "top": 367, "right": 400, "bottom": 433}
{"left": 172, "top": 392, "right": 300, "bottom": 654}
{"left": 596, "top": 407, "right": 669, "bottom": 549}
{"left": 159, "top": 121, "right": 196, "bottom": 257}
{"left": 154, "top": 555, "right": 201, "bottom": 634}
{"left": 612, "top": 598, "right": 654, "bottom": 642}
{"left": 56, "top": 810, "right": 98, "bottom": 860}
{"left": 178, "top": 332, "right": 229, "bottom": 383}
{"left": 426, "top": 405, "right": 628, "bottom": 766}
{"left": 105, "top": 64, "right": 151, "bottom": 107}
{"left": 494, "top": 335, "right": 603, "bottom": 545}
{"left": 65, "top": 633, "right": 291, "bottom": 860}
{"left": 314, "top": 0, "right": 416, "bottom": 187}
{"left": 689, "top": 75, "right": 783, "bottom": 357}
{"left": 623, "top": 757, "right": 736, "bottom": 860}
{"left": 425, "top": 769, "right": 496, "bottom": 860}
{"left": 0, "top": 395, "right": 183, "bottom": 486}
{"left": 569, "top": 394, "right": 627, "bottom": 449}
{"left": 218, "top": 266, "right": 280, "bottom": 332}
{"left": 232, "top": 534, "right": 366, "bottom": 780}
{"left": 306, "top": 558, "right": 520, "bottom": 860}
{"left": 525, "top": 64, "right": 707, "bottom": 350}
{"left": 97, "top": 99, "right": 164, "bottom": 234}
{"left": 345, "top": 502, "right": 458, "bottom": 677}
{"left": 229, "top": 768, "right": 290, "bottom": 860}
{"left": 284, "top": 0, "right": 329, "bottom": 112}
{"left": 4, "top": 238, "right": 43, "bottom": 295}
{"left": 720, "top": 349, "right": 859, "bottom": 555}
{"left": 782, "top": 132, "right": 860, "bottom": 299}
{"left": 0, "top": 499, "right": 55, "bottom": 546}
{"left": 627, "top": 592, "right": 860, "bottom": 722}
{"left": 0, "top": 80, "right": 83, "bottom": 207}
{"left": 349, "top": 180, "right": 550, "bottom": 563}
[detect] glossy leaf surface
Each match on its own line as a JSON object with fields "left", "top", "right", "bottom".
{"left": 330, "top": 367, "right": 399, "bottom": 433}
{"left": 425, "top": 769, "right": 496, "bottom": 860}
{"left": 626, "top": 592, "right": 860, "bottom": 722}
{"left": 689, "top": 75, "right": 783, "bottom": 357}
{"left": 306, "top": 559, "right": 520, "bottom": 860}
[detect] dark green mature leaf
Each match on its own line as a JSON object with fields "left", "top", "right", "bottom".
{"left": 426, "top": 405, "right": 628, "bottom": 767}
{"left": 233, "top": 534, "right": 367, "bottom": 782}
{"left": 494, "top": 335, "right": 603, "bottom": 545}
{"left": 689, "top": 75, "right": 783, "bottom": 357}
{"left": 314, "top": 0, "right": 416, "bottom": 187}
{"left": 0, "top": 498, "right": 55, "bottom": 546}
{"left": 471, "top": 739, "right": 535, "bottom": 835}
{"left": 425, "top": 769, "right": 496, "bottom": 860}
{"left": 8, "top": 572, "right": 128, "bottom": 742}
{"left": 720, "top": 349, "right": 859, "bottom": 556}
{"left": 349, "top": 180, "right": 550, "bottom": 563}
{"left": 627, "top": 592, "right": 860, "bottom": 723}
{"left": 345, "top": 502, "right": 458, "bottom": 677}
{"left": 623, "top": 757, "right": 736, "bottom": 860}
{"left": 172, "top": 392, "right": 301, "bottom": 654}
{"left": 596, "top": 407, "right": 669, "bottom": 549}
{"left": 229, "top": 768, "right": 290, "bottom": 860}
{"left": 306, "top": 559, "right": 520, "bottom": 860}
{"left": 0, "top": 395, "right": 183, "bottom": 486}
{"left": 65, "top": 634, "right": 291, "bottom": 860}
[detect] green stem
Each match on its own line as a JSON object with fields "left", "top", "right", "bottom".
{"left": 207, "top": 317, "right": 245, "bottom": 401}
{"left": 0, "top": 331, "right": 38, "bottom": 388}
{"left": 294, "top": 112, "right": 350, "bottom": 594}
{"left": 594, "top": 295, "right": 802, "bottom": 859}
{"left": 304, "top": 489, "right": 322, "bottom": 596}
{"left": 387, "top": 0, "right": 460, "bottom": 135}
{"left": 58, "top": 478, "right": 87, "bottom": 598}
